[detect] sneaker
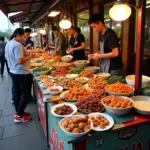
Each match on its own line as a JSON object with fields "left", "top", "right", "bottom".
{"left": 14, "top": 112, "right": 30, "bottom": 117}
{"left": 14, "top": 115, "right": 32, "bottom": 123}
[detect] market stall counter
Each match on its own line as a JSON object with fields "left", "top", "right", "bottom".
{"left": 34, "top": 80, "right": 150, "bottom": 150}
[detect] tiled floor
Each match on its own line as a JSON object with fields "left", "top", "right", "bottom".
{"left": 0, "top": 70, "right": 48, "bottom": 150}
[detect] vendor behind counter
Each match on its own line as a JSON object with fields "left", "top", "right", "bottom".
{"left": 45, "top": 26, "right": 67, "bottom": 56}
{"left": 66, "top": 26, "right": 86, "bottom": 61}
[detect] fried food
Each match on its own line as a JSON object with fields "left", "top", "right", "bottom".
{"left": 79, "top": 71, "right": 94, "bottom": 78}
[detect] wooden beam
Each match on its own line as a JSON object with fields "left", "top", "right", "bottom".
{"left": 31, "top": 0, "right": 60, "bottom": 26}
{"left": 5, "top": 0, "right": 48, "bottom": 6}
{"left": 135, "top": 0, "right": 146, "bottom": 94}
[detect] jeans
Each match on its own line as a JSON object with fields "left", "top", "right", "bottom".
{"left": 10, "top": 73, "right": 33, "bottom": 116}
{"left": 12, "top": 79, "right": 15, "bottom": 102}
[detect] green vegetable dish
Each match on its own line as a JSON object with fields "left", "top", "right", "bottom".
{"left": 33, "top": 67, "right": 49, "bottom": 72}
{"left": 107, "top": 76, "right": 126, "bottom": 84}
{"left": 70, "top": 67, "right": 83, "bottom": 74}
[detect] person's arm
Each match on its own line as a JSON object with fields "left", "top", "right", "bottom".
{"left": 68, "top": 34, "right": 86, "bottom": 54}
{"left": 92, "top": 31, "right": 120, "bottom": 60}
{"left": 18, "top": 55, "right": 32, "bottom": 64}
{"left": 14, "top": 45, "right": 33, "bottom": 64}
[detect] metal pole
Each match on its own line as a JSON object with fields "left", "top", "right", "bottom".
{"left": 135, "top": 0, "right": 146, "bottom": 94}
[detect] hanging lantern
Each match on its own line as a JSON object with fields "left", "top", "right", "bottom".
{"left": 109, "top": 1, "right": 132, "bottom": 21}
{"left": 30, "top": 32, "right": 37, "bottom": 36}
{"left": 39, "top": 29, "right": 46, "bottom": 34}
{"left": 59, "top": 16, "right": 72, "bottom": 29}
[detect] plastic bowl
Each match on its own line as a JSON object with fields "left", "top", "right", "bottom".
{"left": 126, "top": 75, "right": 150, "bottom": 88}
{"left": 97, "top": 73, "right": 111, "bottom": 80}
{"left": 84, "top": 67, "right": 99, "bottom": 74}
{"left": 61, "top": 55, "right": 73, "bottom": 62}
{"left": 74, "top": 60, "right": 89, "bottom": 68}
{"left": 102, "top": 96, "right": 134, "bottom": 116}
{"left": 59, "top": 115, "right": 93, "bottom": 137}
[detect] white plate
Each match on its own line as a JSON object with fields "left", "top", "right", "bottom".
{"left": 88, "top": 113, "right": 114, "bottom": 131}
{"left": 75, "top": 77, "right": 89, "bottom": 84}
{"left": 44, "top": 86, "right": 63, "bottom": 95}
{"left": 66, "top": 74, "right": 78, "bottom": 79}
{"left": 51, "top": 103, "right": 77, "bottom": 117}
{"left": 60, "top": 91, "right": 77, "bottom": 101}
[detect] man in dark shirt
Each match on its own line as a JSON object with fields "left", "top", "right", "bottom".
{"left": 88, "top": 13, "right": 123, "bottom": 76}
{"left": 24, "top": 28, "right": 33, "bottom": 49}
{"left": 66, "top": 26, "right": 86, "bottom": 60}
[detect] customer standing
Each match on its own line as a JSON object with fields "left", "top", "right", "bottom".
{"left": 0, "top": 37, "right": 9, "bottom": 78}
{"left": 66, "top": 26, "right": 86, "bottom": 60}
{"left": 5, "top": 28, "right": 34, "bottom": 123}
{"left": 24, "top": 28, "right": 33, "bottom": 49}
{"left": 45, "top": 26, "right": 67, "bottom": 56}
{"left": 88, "top": 13, "right": 123, "bottom": 76}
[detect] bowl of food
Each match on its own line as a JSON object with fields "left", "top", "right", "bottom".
{"left": 131, "top": 96, "right": 150, "bottom": 115}
{"left": 60, "top": 87, "right": 92, "bottom": 101}
{"left": 40, "top": 79, "right": 54, "bottom": 88}
{"left": 51, "top": 103, "right": 77, "bottom": 117}
{"left": 79, "top": 71, "right": 94, "bottom": 78}
{"left": 84, "top": 66, "right": 99, "bottom": 74}
{"left": 97, "top": 73, "right": 111, "bottom": 80}
{"left": 74, "top": 60, "right": 89, "bottom": 68}
{"left": 61, "top": 55, "right": 73, "bottom": 62}
{"left": 32, "top": 67, "right": 51, "bottom": 75}
{"left": 105, "top": 82, "right": 135, "bottom": 96}
{"left": 75, "top": 77, "right": 88, "bottom": 84}
{"left": 126, "top": 75, "right": 150, "bottom": 88}
{"left": 48, "top": 96, "right": 60, "bottom": 103}
{"left": 75, "top": 96, "right": 104, "bottom": 113}
{"left": 66, "top": 74, "right": 78, "bottom": 79}
{"left": 102, "top": 96, "right": 134, "bottom": 115}
{"left": 45, "top": 86, "right": 63, "bottom": 95}
{"left": 70, "top": 67, "right": 83, "bottom": 74}
{"left": 59, "top": 115, "right": 93, "bottom": 137}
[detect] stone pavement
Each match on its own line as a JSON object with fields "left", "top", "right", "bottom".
{"left": 0, "top": 71, "right": 48, "bottom": 150}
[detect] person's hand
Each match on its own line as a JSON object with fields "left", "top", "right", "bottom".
{"left": 92, "top": 53, "right": 101, "bottom": 60}
{"left": 27, "top": 43, "right": 32, "bottom": 48}
{"left": 88, "top": 54, "right": 93, "bottom": 60}
{"left": 67, "top": 48, "right": 74, "bottom": 54}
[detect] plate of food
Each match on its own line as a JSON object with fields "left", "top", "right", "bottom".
{"left": 31, "top": 62, "right": 42, "bottom": 68}
{"left": 52, "top": 68, "right": 69, "bottom": 77}
{"left": 102, "top": 96, "right": 134, "bottom": 115}
{"left": 51, "top": 103, "right": 77, "bottom": 117}
{"left": 44, "top": 86, "right": 63, "bottom": 95}
{"left": 70, "top": 67, "right": 83, "bottom": 74}
{"left": 35, "top": 75, "right": 49, "bottom": 81}
{"left": 97, "top": 73, "right": 111, "bottom": 80}
{"left": 66, "top": 74, "right": 78, "bottom": 79}
{"left": 59, "top": 115, "right": 93, "bottom": 137}
{"left": 75, "top": 77, "right": 88, "bottom": 84}
{"left": 61, "top": 55, "right": 73, "bottom": 62}
{"left": 105, "top": 82, "right": 135, "bottom": 96}
{"left": 56, "top": 79, "right": 82, "bottom": 90}
{"left": 75, "top": 96, "right": 104, "bottom": 114}
{"left": 40, "top": 79, "right": 55, "bottom": 88}
{"left": 48, "top": 96, "right": 60, "bottom": 103}
{"left": 89, "top": 113, "right": 114, "bottom": 131}
{"left": 52, "top": 62, "right": 71, "bottom": 69}
{"left": 84, "top": 66, "right": 99, "bottom": 74}
{"left": 60, "top": 87, "right": 92, "bottom": 101}
{"left": 79, "top": 71, "right": 95, "bottom": 78}
{"left": 32, "top": 67, "right": 51, "bottom": 75}
{"left": 87, "top": 78, "right": 107, "bottom": 89}
{"left": 73, "top": 60, "right": 89, "bottom": 68}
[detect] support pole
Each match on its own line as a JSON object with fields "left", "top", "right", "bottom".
{"left": 135, "top": 0, "right": 146, "bottom": 94}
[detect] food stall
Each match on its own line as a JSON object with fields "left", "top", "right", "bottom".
{"left": 30, "top": 49, "right": 150, "bottom": 150}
